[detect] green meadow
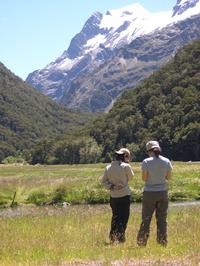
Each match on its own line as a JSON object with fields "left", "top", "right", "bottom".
{"left": 0, "top": 204, "right": 200, "bottom": 265}
{"left": 0, "top": 162, "right": 200, "bottom": 265}
{"left": 0, "top": 162, "right": 200, "bottom": 207}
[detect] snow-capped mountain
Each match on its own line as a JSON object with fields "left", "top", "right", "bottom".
{"left": 172, "top": 0, "right": 199, "bottom": 16}
{"left": 26, "top": 0, "right": 200, "bottom": 111}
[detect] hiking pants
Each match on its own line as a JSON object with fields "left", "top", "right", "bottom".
{"left": 109, "top": 195, "right": 131, "bottom": 242}
{"left": 137, "top": 191, "right": 168, "bottom": 246}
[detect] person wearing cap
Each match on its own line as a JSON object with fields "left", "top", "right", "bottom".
{"left": 101, "top": 148, "right": 134, "bottom": 244}
{"left": 137, "top": 141, "right": 172, "bottom": 247}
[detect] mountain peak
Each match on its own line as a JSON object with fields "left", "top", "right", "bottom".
{"left": 106, "top": 3, "right": 149, "bottom": 17}
{"left": 26, "top": 1, "right": 200, "bottom": 112}
{"left": 172, "top": 0, "right": 200, "bottom": 16}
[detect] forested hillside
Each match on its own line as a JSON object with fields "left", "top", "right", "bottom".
{"left": 90, "top": 39, "right": 200, "bottom": 161}
{"left": 0, "top": 63, "right": 96, "bottom": 162}
{"left": 2, "top": 38, "right": 197, "bottom": 164}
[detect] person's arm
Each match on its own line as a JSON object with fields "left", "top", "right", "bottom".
{"left": 141, "top": 160, "right": 148, "bottom": 182}
{"left": 165, "top": 170, "right": 171, "bottom": 180}
{"left": 101, "top": 169, "right": 114, "bottom": 190}
{"left": 165, "top": 161, "right": 173, "bottom": 180}
{"left": 101, "top": 170, "right": 123, "bottom": 190}
{"left": 113, "top": 164, "right": 134, "bottom": 190}
{"left": 142, "top": 170, "right": 149, "bottom": 181}
{"left": 125, "top": 164, "right": 134, "bottom": 181}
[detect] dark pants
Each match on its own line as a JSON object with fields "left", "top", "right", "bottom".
{"left": 137, "top": 191, "right": 168, "bottom": 246}
{"left": 109, "top": 195, "right": 130, "bottom": 243}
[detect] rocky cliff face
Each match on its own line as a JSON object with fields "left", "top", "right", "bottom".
{"left": 60, "top": 15, "right": 200, "bottom": 112}
{"left": 26, "top": 0, "right": 200, "bottom": 112}
{"left": 173, "top": 0, "right": 199, "bottom": 16}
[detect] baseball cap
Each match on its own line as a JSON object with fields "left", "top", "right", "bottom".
{"left": 115, "top": 148, "right": 130, "bottom": 157}
{"left": 146, "top": 141, "right": 161, "bottom": 151}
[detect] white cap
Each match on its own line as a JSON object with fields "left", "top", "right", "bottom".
{"left": 115, "top": 148, "right": 130, "bottom": 157}
{"left": 146, "top": 141, "right": 161, "bottom": 151}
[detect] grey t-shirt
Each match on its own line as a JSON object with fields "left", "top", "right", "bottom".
{"left": 141, "top": 155, "right": 172, "bottom": 191}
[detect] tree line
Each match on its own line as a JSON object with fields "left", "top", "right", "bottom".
{"left": 1, "top": 39, "right": 200, "bottom": 164}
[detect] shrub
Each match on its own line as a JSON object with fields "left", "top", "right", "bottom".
{"left": 2, "top": 155, "right": 25, "bottom": 164}
{"left": 26, "top": 191, "right": 49, "bottom": 205}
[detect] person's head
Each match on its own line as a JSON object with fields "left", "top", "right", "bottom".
{"left": 146, "top": 141, "right": 161, "bottom": 158}
{"left": 115, "top": 148, "right": 131, "bottom": 163}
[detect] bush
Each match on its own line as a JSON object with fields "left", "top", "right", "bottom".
{"left": 51, "top": 187, "right": 67, "bottom": 203}
{"left": 2, "top": 155, "right": 26, "bottom": 164}
{"left": 26, "top": 191, "right": 49, "bottom": 205}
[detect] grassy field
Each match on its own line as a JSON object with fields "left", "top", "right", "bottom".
{"left": 0, "top": 162, "right": 200, "bottom": 265}
{"left": 0, "top": 162, "right": 200, "bottom": 207}
{"left": 0, "top": 204, "right": 200, "bottom": 265}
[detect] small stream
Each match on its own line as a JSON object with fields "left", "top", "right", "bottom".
{"left": 170, "top": 201, "right": 200, "bottom": 207}
{"left": 0, "top": 201, "right": 200, "bottom": 218}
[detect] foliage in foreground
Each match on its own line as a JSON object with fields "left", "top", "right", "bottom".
{"left": 0, "top": 204, "right": 199, "bottom": 265}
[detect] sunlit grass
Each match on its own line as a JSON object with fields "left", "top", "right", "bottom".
{"left": 0, "top": 162, "right": 200, "bottom": 207}
{"left": 0, "top": 204, "right": 199, "bottom": 265}
{"left": 0, "top": 162, "right": 199, "bottom": 264}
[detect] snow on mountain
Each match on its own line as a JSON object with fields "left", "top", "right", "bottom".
{"left": 58, "top": 0, "right": 200, "bottom": 56}
{"left": 26, "top": 0, "right": 200, "bottom": 106}
{"left": 100, "top": 3, "right": 149, "bottom": 33}
{"left": 172, "top": 0, "right": 200, "bottom": 16}
{"left": 46, "top": 56, "right": 83, "bottom": 72}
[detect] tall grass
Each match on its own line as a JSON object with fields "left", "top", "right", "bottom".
{"left": 0, "top": 204, "right": 199, "bottom": 265}
{"left": 0, "top": 162, "right": 200, "bottom": 207}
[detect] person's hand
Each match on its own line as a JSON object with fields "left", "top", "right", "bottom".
{"left": 114, "top": 183, "right": 124, "bottom": 190}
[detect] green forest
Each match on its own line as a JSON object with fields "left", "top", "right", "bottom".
{"left": 0, "top": 63, "right": 97, "bottom": 162}
{"left": 1, "top": 39, "right": 200, "bottom": 164}
{"left": 90, "top": 39, "right": 200, "bottom": 162}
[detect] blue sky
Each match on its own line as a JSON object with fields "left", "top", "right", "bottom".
{"left": 0, "top": 0, "right": 176, "bottom": 80}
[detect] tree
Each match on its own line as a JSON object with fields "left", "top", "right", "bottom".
{"left": 31, "top": 139, "right": 53, "bottom": 164}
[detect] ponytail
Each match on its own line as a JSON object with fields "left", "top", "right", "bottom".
{"left": 153, "top": 148, "right": 161, "bottom": 158}
{"left": 115, "top": 153, "right": 125, "bottom": 162}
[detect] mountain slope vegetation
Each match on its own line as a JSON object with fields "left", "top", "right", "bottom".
{"left": 0, "top": 63, "right": 96, "bottom": 161}
{"left": 90, "top": 39, "right": 200, "bottom": 161}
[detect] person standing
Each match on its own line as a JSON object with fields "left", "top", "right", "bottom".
{"left": 102, "top": 148, "right": 134, "bottom": 244}
{"left": 137, "top": 141, "right": 172, "bottom": 247}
